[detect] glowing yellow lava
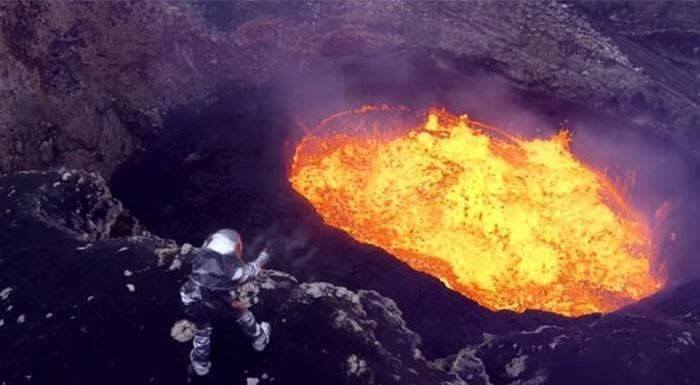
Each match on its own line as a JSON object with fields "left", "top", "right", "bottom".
{"left": 290, "top": 109, "right": 663, "bottom": 316}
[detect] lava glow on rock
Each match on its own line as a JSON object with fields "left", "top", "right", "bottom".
{"left": 290, "top": 108, "right": 663, "bottom": 316}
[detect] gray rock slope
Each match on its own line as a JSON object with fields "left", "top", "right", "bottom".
{"left": 2, "top": 169, "right": 700, "bottom": 385}
{"left": 1, "top": 1, "right": 698, "bottom": 176}
{"left": 0, "top": 169, "right": 465, "bottom": 384}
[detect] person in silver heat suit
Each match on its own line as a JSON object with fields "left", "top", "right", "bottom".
{"left": 179, "top": 229, "right": 271, "bottom": 377}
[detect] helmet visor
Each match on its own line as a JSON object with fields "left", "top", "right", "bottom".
{"left": 205, "top": 233, "right": 242, "bottom": 256}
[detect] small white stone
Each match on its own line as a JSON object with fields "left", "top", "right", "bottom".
{"left": 17, "top": 314, "right": 25, "bottom": 324}
{"left": 180, "top": 243, "right": 194, "bottom": 255}
{"left": 123, "top": 270, "right": 133, "bottom": 277}
{"left": 347, "top": 354, "right": 368, "bottom": 376}
{"left": 0, "top": 319, "right": 4, "bottom": 327}
{"left": 261, "top": 373, "right": 269, "bottom": 380}
{"left": 87, "top": 296, "right": 95, "bottom": 302}
{"left": 61, "top": 172, "right": 72, "bottom": 181}
{"left": 168, "top": 258, "right": 182, "bottom": 271}
{"left": 117, "top": 247, "right": 129, "bottom": 253}
{"left": 6, "top": 305, "right": 12, "bottom": 311}
{"left": 45, "top": 313, "right": 53, "bottom": 319}
{"left": 126, "top": 284, "right": 135, "bottom": 292}
{"left": 0, "top": 287, "right": 12, "bottom": 300}
{"left": 246, "top": 378, "right": 259, "bottom": 385}
{"left": 170, "top": 319, "right": 196, "bottom": 342}
{"left": 52, "top": 181, "right": 61, "bottom": 188}
{"left": 505, "top": 354, "right": 528, "bottom": 378}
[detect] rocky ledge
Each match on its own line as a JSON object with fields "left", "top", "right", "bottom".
{"left": 0, "top": 169, "right": 468, "bottom": 385}
{"left": 1, "top": 1, "right": 699, "bottom": 177}
{"left": 1, "top": 169, "right": 700, "bottom": 385}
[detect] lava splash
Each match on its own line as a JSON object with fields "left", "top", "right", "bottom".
{"left": 290, "top": 108, "right": 663, "bottom": 316}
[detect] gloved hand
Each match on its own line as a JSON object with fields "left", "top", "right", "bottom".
{"left": 255, "top": 247, "right": 271, "bottom": 268}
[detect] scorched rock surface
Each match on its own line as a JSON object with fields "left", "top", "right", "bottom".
{"left": 2, "top": 169, "right": 700, "bottom": 385}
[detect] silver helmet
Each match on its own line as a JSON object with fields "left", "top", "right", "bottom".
{"left": 203, "top": 228, "right": 243, "bottom": 257}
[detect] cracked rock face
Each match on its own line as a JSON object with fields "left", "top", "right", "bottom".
{"left": 3, "top": 169, "right": 700, "bottom": 385}
{"left": 0, "top": 170, "right": 465, "bottom": 385}
{"left": 0, "top": 169, "right": 139, "bottom": 240}
{"left": 436, "top": 287, "right": 700, "bottom": 385}
{"left": 433, "top": 347, "right": 492, "bottom": 385}
{"left": 0, "top": 170, "right": 182, "bottom": 384}
{"left": 0, "top": 1, "right": 698, "bottom": 177}
{"left": 230, "top": 273, "right": 463, "bottom": 384}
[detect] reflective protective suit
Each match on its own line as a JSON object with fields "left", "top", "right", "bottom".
{"left": 180, "top": 230, "right": 270, "bottom": 376}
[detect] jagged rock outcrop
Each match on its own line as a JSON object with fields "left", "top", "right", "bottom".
{"left": 225, "top": 274, "right": 467, "bottom": 384}
{"left": 0, "top": 169, "right": 465, "bottom": 385}
{"left": 436, "top": 284, "right": 700, "bottom": 385}
{"left": 0, "top": 169, "right": 181, "bottom": 384}
{"left": 4, "top": 169, "right": 700, "bottom": 385}
{"left": 3, "top": 169, "right": 140, "bottom": 240}
{"left": 0, "top": 1, "right": 698, "bottom": 177}
{"left": 433, "top": 347, "right": 493, "bottom": 385}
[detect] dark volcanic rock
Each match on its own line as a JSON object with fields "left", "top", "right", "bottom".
{"left": 439, "top": 286, "right": 700, "bottom": 385}
{"left": 0, "top": 169, "right": 183, "bottom": 384}
{"left": 227, "top": 276, "right": 465, "bottom": 385}
{"left": 3, "top": 169, "right": 700, "bottom": 385}
{"left": 0, "top": 1, "right": 698, "bottom": 177}
{"left": 2, "top": 3, "right": 699, "bottom": 383}
{"left": 0, "top": 169, "right": 462, "bottom": 385}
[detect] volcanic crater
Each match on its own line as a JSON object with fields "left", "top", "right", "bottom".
{"left": 2, "top": 2, "right": 700, "bottom": 385}
{"left": 109, "top": 53, "right": 689, "bottom": 357}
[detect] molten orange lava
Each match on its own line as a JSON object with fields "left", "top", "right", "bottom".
{"left": 290, "top": 108, "right": 663, "bottom": 316}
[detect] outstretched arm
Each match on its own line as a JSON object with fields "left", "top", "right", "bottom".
{"left": 231, "top": 248, "right": 270, "bottom": 283}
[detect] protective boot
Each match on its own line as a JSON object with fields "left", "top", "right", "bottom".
{"left": 189, "top": 325, "right": 213, "bottom": 376}
{"left": 252, "top": 322, "right": 271, "bottom": 352}
{"left": 189, "top": 353, "right": 211, "bottom": 376}
{"left": 187, "top": 363, "right": 212, "bottom": 385}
